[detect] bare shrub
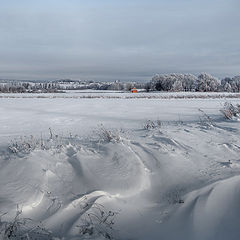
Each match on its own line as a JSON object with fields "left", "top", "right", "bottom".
{"left": 143, "top": 120, "right": 161, "bottom": 130}
{"left": 220, "top": 102, "right": 240, "bottom": 120}
{"left": 96, "top": 125, "right": 122, "bottom": 143}
{"left": 77, "top": 203, "right": 119, "bottom": 240}
{"left": 8, "top": 129, "right": 78, "bottom": 155}
{"left": 0, "top": 206, "right": 52, "bottom": 240}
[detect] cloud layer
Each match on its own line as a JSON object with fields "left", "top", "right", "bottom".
{"left": 0, "top": 0, "right": 239, "bottom": 81}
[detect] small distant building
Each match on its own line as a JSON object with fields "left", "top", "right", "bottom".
{"left": 131, "top": 87, "right": 138, "bottom": 93}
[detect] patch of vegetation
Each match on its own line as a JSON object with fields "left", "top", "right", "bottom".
{"left": 8, "top": 128, "right": 80, "bottom": 155}
{"left": 143, "top": 120, "right": 162, "bottom": 130}
{"left": 0, "top": 206, "right": 52, "bottom": 240}
{"left": 77, "top": 203, "right": 119, "bottom": 240}
{"left": 95, "top": 125, "right": 122, "bottom": 143}
{"left": 220, "top": 102, "right": 240, "bottom": 120}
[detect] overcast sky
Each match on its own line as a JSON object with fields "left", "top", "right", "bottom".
{"left": 0, "top": 0, "right": 239, "bottom": 81}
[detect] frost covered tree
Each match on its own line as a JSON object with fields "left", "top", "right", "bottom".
{"left": 221, "top": 77, "right": 233, "bottom": 92}
{"left": 220, "top": 76, "right": 240, "bottom": 92}
{"left": 151, "top": 74, "right": 178, "bottom": 91}
{"left": 181, "top": 74, "right": 197, "bottom": 91}
{"left": 125, "top": 83, "right": 134, "bottom": 91}
{"left": 144, "top": 82, "right": 151, "bottom": 92}
{"left": 224, "top": 82, "right": 232, "bottom": 92}
{"left": 232, "top": 76, "right": 240, "bottom": 92}
{"left": 150, "top": 73, "right": 197, "bottom": 91}
{"left": 172, "top": 80, "right": 184, "bottom": 92}
{"left": 150, "top": 74, "right": 164, "bottom": 91}
{"left": 196, "top": 73, "right": 220, "bottom": 92}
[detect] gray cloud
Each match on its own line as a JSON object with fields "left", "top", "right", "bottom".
{"left": 0, "top": 0, "right": 239, "bottom": 81}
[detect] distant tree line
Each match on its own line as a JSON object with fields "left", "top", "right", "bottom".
{"left": 55, "top": 80, "right": 146, "bottom": 91}
{"left": 149, "top": 73, "right": 240, "bottom": 92}
{"left": 0, "top": 82, "right": 61, "bottom": 93}
{"left": 1, "top": 73, "right": 240, "bottom": 93}
{"left": 0, "top": 80, "right": 144, "bottom": 93}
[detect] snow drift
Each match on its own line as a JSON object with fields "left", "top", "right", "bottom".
{"left": 0, "top": 97, "right": 240, "bottom": 239}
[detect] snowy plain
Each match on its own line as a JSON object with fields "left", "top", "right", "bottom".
{"left": 1, "top": 90, "right": 240, "bottom": 99}
{"left": 1, "top": 92, "right": 240, "bottom": 239}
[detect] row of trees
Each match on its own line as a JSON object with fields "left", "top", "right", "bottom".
{"left": 149, "top": 73, "right": 240, "bottom": 92}
{"left": 0, "top": 80, "right": 146, "bottom": 93}
{"left": 1, "top": 73, "right": 240, "bottom": 93}
{"left": 56, "top": 80, "right": 145, "bottom": 91}
{"left": 0, "top": 82, "right": 61, "bottom": 93}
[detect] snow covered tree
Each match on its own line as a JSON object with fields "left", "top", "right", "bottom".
{"left": 232, "top": 76, "right": 240, "bottom": 92}
{"left": 196, "top": 73, "right": 220, "bottom": 92}
{"left": 224, "top": 82, "right": 232, "bottom": 92}
{"left": 150, "top": 73, "right": 198, "bottom": 92}
{"left": 172, "top": 80, "right": 184, "bottom": 92}
{"left": 181, "top": 74, "right": 197, "bottom": 91}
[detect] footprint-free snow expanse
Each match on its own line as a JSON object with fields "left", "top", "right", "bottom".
{"left": 1, "top": 95, "right": 240, "bottom": 240}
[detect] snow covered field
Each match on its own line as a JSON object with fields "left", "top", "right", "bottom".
{"left": 1, "top": 90, "right": 240, "bottom": 99}
{"left": 1, "top": 94, "right": 240, "bottom": 239}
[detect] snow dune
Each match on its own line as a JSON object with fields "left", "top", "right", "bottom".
{"left": 0, "top": 97, "right": 240, "bottom": 239}
{"left": 159, "top": 175, "right": 240, "bottom": 240}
